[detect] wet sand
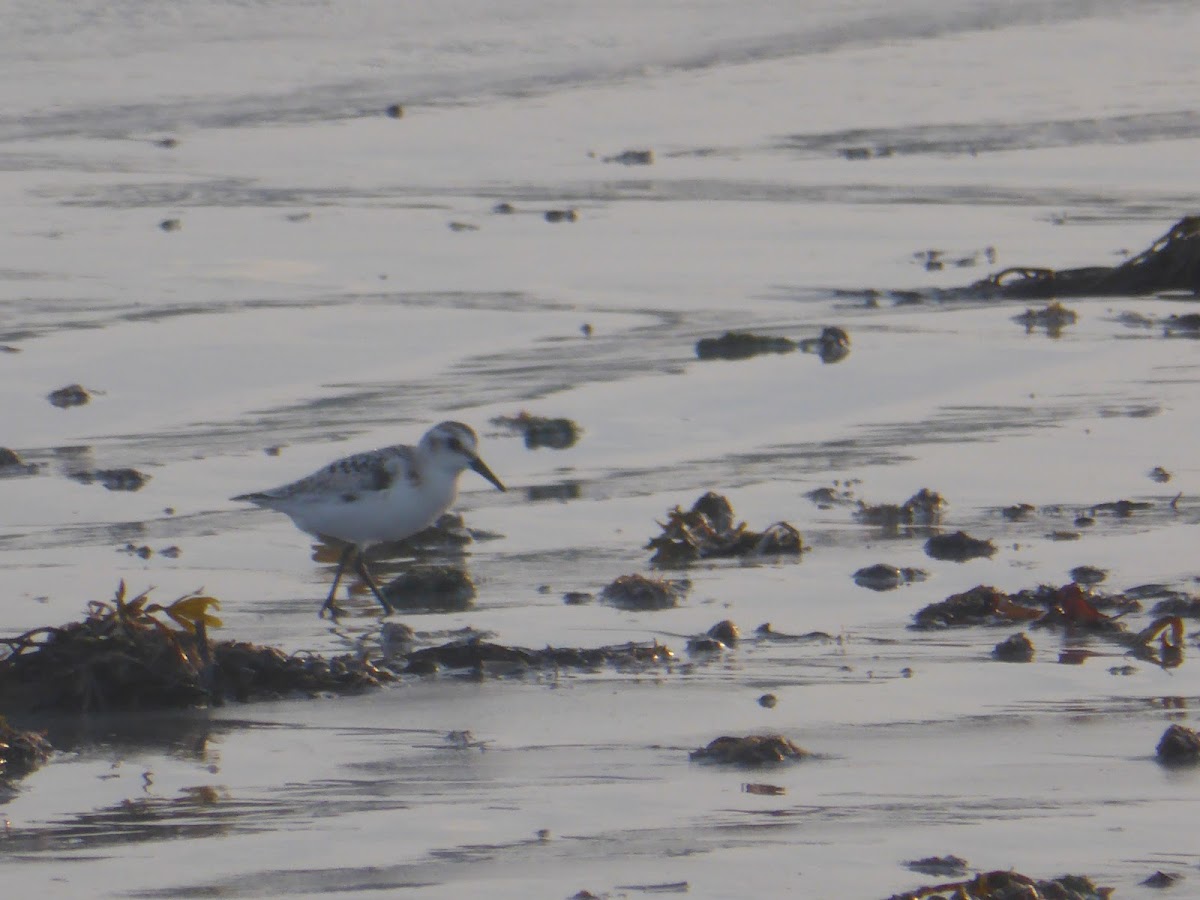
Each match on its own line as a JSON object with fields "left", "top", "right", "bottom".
{"left": 4, "top": 2, "right": 1200, "bottom": 897}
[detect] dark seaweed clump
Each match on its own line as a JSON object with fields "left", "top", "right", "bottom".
{"left": 394, "top": 637, "right": 675, "bottom": 677}
{"left": 0, "top": 585, "right": 392, "bottom": 715}
{"left": 0, "top": 716, "right": 53, "bottom": 787}
{"left": 689, "top": 734, "right": 809, "bottom": 765}
{"left": 490, "top": 412, "right": 580, "bottom": 449}
{"left": 887, "top": 871, "right": 1108, "bottom": 900}
{"left": 647, "top": 492, "right": 805, "bottom": 566}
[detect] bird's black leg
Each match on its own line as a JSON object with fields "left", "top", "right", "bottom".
{"left": 354, "top": 551, "right": 394, "bottom": 615}
{"left": 320, "top": 544, "right": 355, "bottom": 619}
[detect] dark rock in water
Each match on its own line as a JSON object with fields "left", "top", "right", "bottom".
{"left": 69, "top": 468, "right": 150, "bottom": 491}
{"left": 686, "top": 636, "right": 726, "bottom": 654}
{"left": 447, "top": 221, "right": 479, "bottom": 232}
{"left": 1092, "top": 498, "right": 1152, "bottom": 518}
{"left": 856, "top": 488, "right": 946, "bottom": 529}
{"left": 383, "top": 566, "right": 476, "bottom": 612}
{"left": 707, "top": 619, "right": 740, "bottom": 645}
{"left": 544, "top": 208, "right": 578, "bottom": 223}
{"left": 490, "top": 412, "right": 580, "bottom": 450}
{"left": 47, "top": 384, "right": 91, "bottom": 408}
{"left": 1149, "top": 465, "right": 1172, "bottom": 483}
{"left": 159, "top": 218, "right": 182, "bottom": 232}
{"left": 757, "top": 693, "right": 778, "bottom": 708}
{"left": 695, "top": 331, "right": 796, "bottom": 361}
{"left": 1069, "top": 565, "right": 1107, "bottom": 585}
{"left": 1014, "top": 301, "right": 1078, "bottom": 336}
{"left": 993, "top": 632, "right": 1035, "bottom": 662}
{"left": 925, "top": 530, "right": 996, "bottom": 562}
{"left": 0, "top": 447, "right": 37, "bottom": 476}
{"left": 905, "top": 856, "right": 970, "bottom": 877}
{"left": 0, "top": 447, "right": 22, "bottom": 467}
{"left": 492, "top": 201, "right": 516, "bottom": 214}
{"left": 1157, "top": 723, "right": 1200, "bottom": 764}
{"left": 0, "top": 717, "right": 53, "bottom": 785}
{"left": 385, "top": 103, "right": 404, "bottom": 119}
{"left": 852, "top": 563, "right": 928, "bottom": 591}
{"left": 562, "top": 591, "right": 593, "bottom": 605}
{"left": 1141, "top": 871, "right": 1184, "bottom": 888}
{"left": 600, "top": 573, "right": 689, "bottom": 610}
{"left": 798, "top": 325, "right": 851, "bottom": 363}
{"left": 689, "top": 734, "right": 809, "bottom": 765}
{"left": 397, "top": 636, "right": 674, "bottom": 676}
{"left": 602, "top": 149, "right": 654, "bottom": 165}
{"left": 1001, "top": 502, "right": 1036, "bottom": 521}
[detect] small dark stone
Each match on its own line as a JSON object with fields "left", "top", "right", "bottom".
{"left": 993, "top": 632, "right": 1035, "bottom": 662}
{"left": 492, "top": 202, "right": 516, "bottom": 214}
{"left": 600, "top": 574, "right": 688, "bottom": 611}
{"left": 686, "top": 637, "right": 726, "bottom": 654}
{"left": 383, "top": 566, "right": 476, "bottom": 613}
{"left": 1069, "top": 565, "right": 1107, "bottom": 585}
{"left": 602, "top": 149, "right": 654, "bottom": 166}
{"left": 71, "top": 468, "right": 150, "bottom": 491}
{"left": 925, "top": 530, "right": 996, "bottom": 562}
{"left": 757, "top": 693, "right": 778, "bottom": 709}
{"left": 1141, "top": 871, "right": 1183, "bottom": 888}
{"left": 159, "top": 546, "right": 182, "bottom": 558}
{"left": 159, "top": 218, "right": 182, "bottom": 232}
{"left": 905, "top": 855, "right": 970, "bottom": 877}
{"left": 707, "top": 619, "right": 740, "bottom": 645}
{"left": 491, "top": 412, "right": 581, "bottom": 450}
{"left": 1149, "top": 466, "right": 1173, "bottom": 483}
{"left": 47, "top": 384, "right": 91, "bottom": 408}
{"left": 385, "top": 103, "right": 404, "bottom": 119}
{"left": 154, "top": 137, "right": 179, "bottom": 149}
{"left": 1002, "top": 503, "right": 1036, "bottom": 521}
{"left": 544, "top": 209, "right": 578, "bottom": 223}
{"left": 853, "top": 563, "right": 928, "bottom": 591}
{"left": 562, "top": 591, "right": 593, "bottom": 605}
{"left": 1156, "top": 723, "right": 1200, "bottom": 764}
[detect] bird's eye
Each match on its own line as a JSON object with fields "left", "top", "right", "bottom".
{"left": 448, "top": 437, "right": 464, "bottom": 453}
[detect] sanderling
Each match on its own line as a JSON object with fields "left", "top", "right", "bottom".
{"left": 233, "top": 421, "right": 505, "bottom": 618}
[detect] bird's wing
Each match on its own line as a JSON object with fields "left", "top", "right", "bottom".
{"left": 233, "top": 446, "right": 418, "bottom": 504}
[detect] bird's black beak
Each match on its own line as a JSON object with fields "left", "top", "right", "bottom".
{"left": 470, "top": 455, "right": 506, "bottom": 492}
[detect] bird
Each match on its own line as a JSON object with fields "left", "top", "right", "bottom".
{"left": 232, "top": 421, "right": 506, "bottom": 618}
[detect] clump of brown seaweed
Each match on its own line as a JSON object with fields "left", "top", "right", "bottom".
{"left": 695, "top": 331, "right": 797, "bottom": 361}
{"left": 647, "top": 492, "right": 806, "bottom": 566}
{"left": 887, "top": 870, "right": 1109, "bottom": 900}
{"left": 0, "top": 583, "right": 392, "bottom": 714}
{"left": 490, "top": 411, "right": 581, "bottom": 449}
{"left": 689, "top": 734, "right": 809, "bottom": 765}
{"left": 600, "top": 573, "right": 690, "bottom": 610}
{"left": 0, "top": 716, "right": 52, "bottom": 787}
{"left": 855, "top": 488, "right": 946, "bottom": 530}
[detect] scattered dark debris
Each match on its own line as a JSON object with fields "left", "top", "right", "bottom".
{"left": 69, "top": 467, "right": 150, "bottom": 492}
{"left": 382, "top": 565, "right": 476, "bottom": 613}
{"left": 0, "top": 716, "right": 53, "bottom": 786}
{"left": 743, "top": 782, "right": 786, "bottom": 796}
{"left": 153, "top": 136, "right": 179, "bottom": 148}
{"left": 914, "top": 582, "right": 1184, "bottom": 666}
{"left": 490, "top": 411, "right": 580, "bottom": 449}
{"left": 0, "top": 583, "right": 392, "bottom": 714}
{"left": 159, "top": 218, "right": 182, "bottom": 232}
{"left": 1156, "top": 723, "right": 1200, "bottom": 765}
{"left": 1149, "top": 466, "right": 1172, "bottom": 483}
{"left": 856, "top": 488, "right": 946, "bottom": 530}
{"left": 839, "top": 145, "right": 893, "bottom": 161}
{"left": 1164, "top": 313, "right": 1200, "bottom": 333}
{"left": 1074, "top": 515, "right": 1095, "bottom": 528}
{"left": 160, "top": 545, "right": 182, "bottom": 559}
{"left": 904, "top": 856, "right": 970, "bottom": 878}
{"left": 120, "top": 543, "right": 153, "bottom": 559}
{"left": 758, "top": 693, "right": 778, "bottom": 708}
{"left": 887, "top": 871, "right": 1109, "bottom": 900}
{"left": 853, "top": 564, "right": 929, "bottom": 591}
{"left": 689, "top": 734, "right": 809, "bottom": 766}
{"left": 492, "top": 202, "right": 516, "bottom": 214}
{"left": 755, "top": 623, "right": 836, "bottom": 643}
{"left": 384, "top": 103, "right": 404, "bottom": 119}
{"left": 798, "top": 325, "right": 851, "bottom": 363}
{"left": 924, "top": 530, "right": 995, "bottom": 562}
{"left": 806, "top": 481, "right": 860, "bottom": 508}
{"left": 284, "top": 212, "right": 310, "bottom": 223}
{"left": 1014, "top": 301, "right": 1077, "bottom": 336}
{"left": 47, "top": 383, "right": 92, "bottom": 408}
{"left": 647, "top": 492, "right": 806, "bottom": 566}
{"left": 1091, "top": 499, "right": 1153, "bottom": 518}
{"left": 992, "top": 632, "right": 1035, "bottom": 663}
{"left": 1108, "top": 664, "right": 1137, "bottom": 676}
{"left": 1142, "top": 871, "right": 1184, "bottom": 888}
{"left": 394, "top": 637, "right": 675, "bottom": 677}
{"left": 695, "top": 330, "right": 797, "bottom": 361}
{"left": 603, "top": 149, "right": 654, "bottom": 165}
{"left": 1051, "top": 530, "right": 1082, "bottom": 541}
{"left": 1001, "top": 503, "right": 1036, "bottom": 521}
{"left": 965, "top": 215, "right": 1200, "bottom": 300}
{"left": 526, "top": 481, "right": 581, "bottom": 502}
{"left": 544, "top": 208, "right": 578, "bottom": 223}
{"left": 562, "top": 591, "right": 593, "bottom": 606}
{"left": 600, "top": 573, "right": 690, "bottom": 611}
{"left": 707, "top": 620, "right": 740, "bottom": 645}
{"left": 447, "top": 221, "right": 479, "bottom": 232}
{"left": 1069, "top": 565, "right": 1107, "bottom": 586}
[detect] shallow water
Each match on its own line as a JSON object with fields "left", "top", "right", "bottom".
{"left": 3, "top": 1, "right": 1200, "bottom": 897}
